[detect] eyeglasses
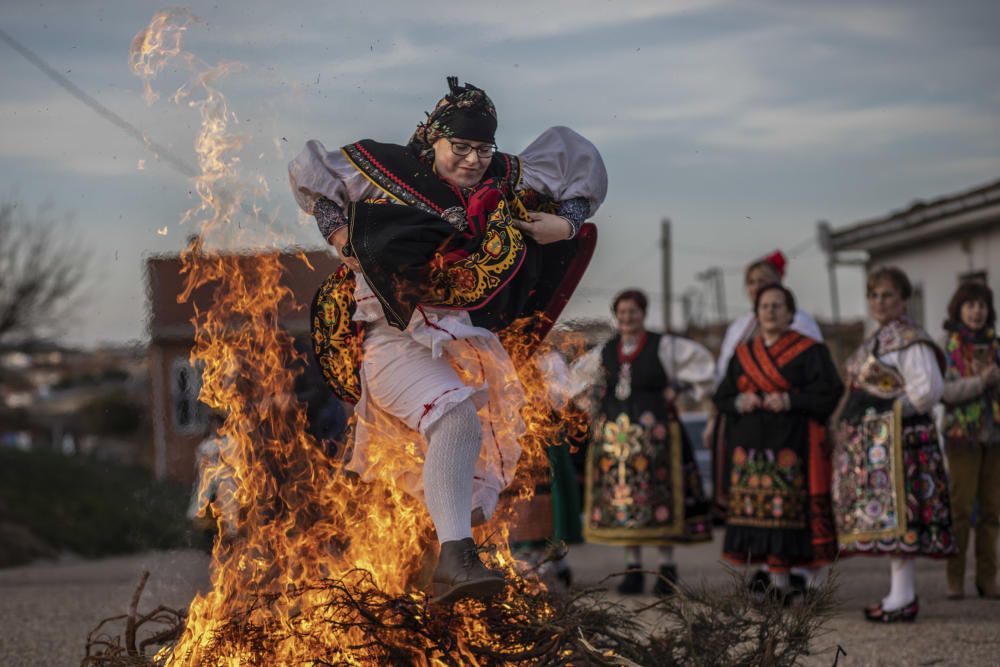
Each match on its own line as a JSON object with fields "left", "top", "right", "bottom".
{"left": 446, "top": 139, "right": 496, "bottom": 159}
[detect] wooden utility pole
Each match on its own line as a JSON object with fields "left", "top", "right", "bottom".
{"left": 817, "top": 221, "right": 841, "bottom": 323}
{"left": 661, "top": 219, "right": 672, "bottom": 332}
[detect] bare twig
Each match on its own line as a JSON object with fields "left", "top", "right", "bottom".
{"left": 81, "top": 573, "right": 185, "bottom": 667}
{"left": 125, "top": 571, "right": 150, "bottom": 656}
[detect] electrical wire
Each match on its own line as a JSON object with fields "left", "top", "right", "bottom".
{"left": 0, "top": 26, "right": 198, "bottom": 179}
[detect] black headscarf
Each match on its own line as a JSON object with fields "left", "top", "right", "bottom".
{"left": 409, "top": 76, "right": 497, "bottom": 152}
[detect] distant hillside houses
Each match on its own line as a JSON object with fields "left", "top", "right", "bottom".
{"left": 0, "top": 343, "right": 147, "bottom": 462}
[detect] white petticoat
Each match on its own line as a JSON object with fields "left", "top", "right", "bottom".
{"left": 347, "top": 276, "right": 525, "bottom": 521}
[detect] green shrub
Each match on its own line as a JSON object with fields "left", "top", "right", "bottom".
{"left": 0, "top": 447, "right": 194, "bottom": 565}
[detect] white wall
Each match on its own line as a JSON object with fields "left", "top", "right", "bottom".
{"left": 867, "top": 225, "right": 1000, "bottom": 339}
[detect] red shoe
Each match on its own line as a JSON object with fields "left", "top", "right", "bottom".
{"left": 863, "top": 597, "right": 919, "bottom": 623}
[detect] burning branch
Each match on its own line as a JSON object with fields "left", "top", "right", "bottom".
{"left": 82, "top": 566, "right": 836, "bottom": 666}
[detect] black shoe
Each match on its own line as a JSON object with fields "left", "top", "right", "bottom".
{"left": 431, "top": 538, "right": 505, "bottom": 605}
{"left": 863, "top": 597, "right": 919, "bottom": 623}
{"left": 748, "top": 570, "right": 770, "bottom": 594}
{"left": 556, "top": 565, "right": 573, "bottom": 588}
{"left": 976, "top": 583, "right": 1000, "bottom": 600}
{"left": 779, "top": 573, "right": 808, "bottom": 606}
{"left": 617, "top": 569, "right": 644, "bottom": 595}
{"left": 652, "top": 564, "right": 678, "bottom": 597}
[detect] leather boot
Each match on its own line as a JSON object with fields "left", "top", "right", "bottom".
{"left": 747, "top": 569, "right": 770, "bottom": 594}
{"left": 616, "top": 569, "right": 644, "bottom": 595}
{"left": 652, "top": 564, "right": 678, "bottom": 597}
{"left": 471, "top": 507, "right": 487, "bottom": 527}
{"left": 431, "top": 538, "right": 505, "bottom": 604}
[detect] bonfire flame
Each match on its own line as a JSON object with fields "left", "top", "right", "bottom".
{"left": 130, "top": 10, "right": 576, "bottom": 665}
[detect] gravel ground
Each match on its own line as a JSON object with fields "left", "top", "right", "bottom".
{"left": 1, "top": 531, "right": 998, "bottom": 666}
{"left": 0, "top": 550, "right": 210, "bottom": 667}
{"left": 587, "top": 537, "right": 1000, "bottom": 667}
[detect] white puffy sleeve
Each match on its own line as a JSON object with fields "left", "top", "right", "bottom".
{"left": 566, "top": 344, "right": 606, "bottom": 400}
{"left": 659, "top": 335, "right": 716, "bottom": 402}
{"left": 536, "top": 350, "right": 572, "bottom": 410}
{"left": 519, "top": 126, "right": 609, "bottom": 218}
{"left": 792, "top": 309, "right": 824, "bottom": 342}
{"left": 893, "top": 343, "right": 944, "bottom": 415}
{"left": 716, "top": 314, "right": 754, "bottom": 387}
{"left": 288, "top": 140, "right": 381, "bottom": 240}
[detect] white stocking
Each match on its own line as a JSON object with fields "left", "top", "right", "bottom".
{"left": 770, "top": 571, "right": 790, "bottom": 591}
{"left": 624, "top": 546, "right": 642, "bottom": 568}
{"left": 801, "top": 566, "right": 829, "bottom": 590}
{"left": 657, "top": 546, "right": 675, "bottom": 566}
{"left": 882, "top": 558, "right": 916, "bottom": 610}
{"left": 422, "top": 400, "right": 482, "bottom": 544}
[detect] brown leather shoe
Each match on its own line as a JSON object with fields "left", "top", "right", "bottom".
{"left": 431, "top": 538, "right": 505, "bottom": 605}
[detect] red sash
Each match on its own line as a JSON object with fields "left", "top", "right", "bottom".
{"left": 735, "top": 330, "right": 816, "bottom": 394}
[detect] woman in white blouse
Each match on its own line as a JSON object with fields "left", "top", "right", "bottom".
{"left": 568, "top": 289, "right": 715, "bottom": 595}
{"left": 290, "top": 77, "right": 607, "bottom": 604}
{"left": 833, "top": 267, "right": 956, "bottom": 622}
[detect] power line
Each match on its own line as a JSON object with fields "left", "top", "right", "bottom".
{"left": 599, "top": 245, "right": 660, "bottom": 285}
{"left": 718, "top": 230, "right": 818, "bottom": 274}
{"left": 0, "top": 27, "right": 198, "bottom": 179}
{"left": 786, "top": 234, "right": 816, "bottom": 259}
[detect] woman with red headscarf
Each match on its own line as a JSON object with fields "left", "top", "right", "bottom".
{"left": 715, "top": 251, "right": 823, "bottom": 388}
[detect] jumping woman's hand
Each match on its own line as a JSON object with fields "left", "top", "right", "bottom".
{"left": 329, "top": 227, "right": 361, "bottom": 273}
{"left": 513, "top": 211, "right": 573, "bottom": 245}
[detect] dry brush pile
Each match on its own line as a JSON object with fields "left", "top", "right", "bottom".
{"left": 82, "top": 562, "right": 836, "bottom": 667}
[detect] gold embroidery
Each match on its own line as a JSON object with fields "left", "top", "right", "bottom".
{"left": 424, "top": 197, "right": 526, "bottom": 308}
{"left": 311, "top": 265, "right": 363, "bottom": 403}
{"left": 855, "top": 355, "right": 906, "bottom": 399}
{"left": 836, "top": 401, "right": 907, "bottom": 545}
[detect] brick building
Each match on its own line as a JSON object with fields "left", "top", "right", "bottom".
{"left": 146, "top": 249, "right": 340, "bottom": 482}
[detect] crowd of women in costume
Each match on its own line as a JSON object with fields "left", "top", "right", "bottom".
{"left": 291, "top": 76, "right": 995, "bottom": 620}
{"left": 556, "top": 253, "right": 999, "bottom": 624}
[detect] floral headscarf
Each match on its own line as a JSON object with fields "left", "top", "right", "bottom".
{"left": 408, "top": 76, "right": 497, "bottom": 152}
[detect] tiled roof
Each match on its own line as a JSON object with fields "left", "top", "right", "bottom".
{"left": 146, "top": 249, "right": 341, "bottom": 342}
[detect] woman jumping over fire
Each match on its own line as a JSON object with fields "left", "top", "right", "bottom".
{"left": 289, "top": 77, "right": 607, "bottom": 604}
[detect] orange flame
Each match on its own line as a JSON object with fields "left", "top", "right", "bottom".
{"left": 132, "top": 11, "right": 580, "bottom": 664}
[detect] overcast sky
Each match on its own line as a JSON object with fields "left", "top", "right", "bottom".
{"left": 2, "top": 0, "right": 999, "bottom": 347}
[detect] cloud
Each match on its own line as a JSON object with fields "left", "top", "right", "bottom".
{"left": 182, "top": 0, "right": 731, "bottom": 48}
{"left": 401, "top": 0, "right": 728, "bottom": 40}
{"left": 0, "top": 91, "right": 194, "bottom": 177}
{"left": 891, "top": 155, "right": 1000, "bottom": 184}
{"left": 760, "top": 3, "right": 916, "bottom": 41}
{"left": 701, "top": 102, "right": 1000, "bottom": 151}
{"left": 3, "top": 0, "right": 999, "bottom": 346}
